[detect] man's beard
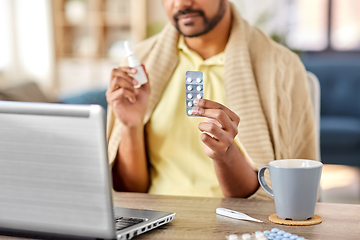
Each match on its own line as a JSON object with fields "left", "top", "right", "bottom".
{"left": 173, "top": 0, "right": 227, "bottom": 38}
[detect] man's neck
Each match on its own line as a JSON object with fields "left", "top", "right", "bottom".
{"left": 183, "top": 2, "right": 232, "bottom": 60}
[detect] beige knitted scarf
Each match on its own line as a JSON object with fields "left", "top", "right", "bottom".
{"left": 107, "top": 5, "right": 317, "bottom": 200}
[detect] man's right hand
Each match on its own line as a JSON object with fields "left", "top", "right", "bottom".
{"left": 106, "top": 66, "right": 150, "bottom": 128}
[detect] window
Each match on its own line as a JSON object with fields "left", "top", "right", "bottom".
{"left": 286, "top": 0, "right": 329, "bottom": 51}
{"left": 0, "top": 0, "right": 12, "bottom": 72}
{"left": 331, "top": 0, "right": 360, "bottom": 51}
{"left": 286, "top": 0, "right": 360, "bottom": 52}
{"left": 0, "top": 0, "right": 54, "bottom": 88}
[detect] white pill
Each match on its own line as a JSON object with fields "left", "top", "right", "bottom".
{"left": 256, "top": 237, "right": 267, "bottom": 240}
{"left": 227, "top": 234, "right": 239, "bottom": 240}
{"left": 255, "top": 232, "right": 266, "bottom": 238}
{"left": 241, "top": 233, "right": 251, "bottom": 240}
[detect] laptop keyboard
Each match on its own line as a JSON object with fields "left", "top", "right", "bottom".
{"left": 115, "top": 217, "right": 145, "bottom": 231}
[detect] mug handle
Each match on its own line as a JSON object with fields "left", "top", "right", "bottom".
{"left": 258, "top": 165, "right": 273, "bottom": 196}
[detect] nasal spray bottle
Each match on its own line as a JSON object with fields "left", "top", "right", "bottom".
{"left": 124, "top": 41, "right": 148, "bottom": 86}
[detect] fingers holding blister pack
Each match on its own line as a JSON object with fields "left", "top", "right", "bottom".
{"left": 186, "top": 71, "right": 204, "bottom": 117}
{"left": 185, "top": 71, "right": 241, "bottom": 160}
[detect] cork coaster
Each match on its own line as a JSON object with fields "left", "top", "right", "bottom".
{"left": 269, "top": 214, "right": 322, "bottom": 226}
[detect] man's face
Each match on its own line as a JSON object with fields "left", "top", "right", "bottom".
{"left": 162, "top": 0, "right": 227, "bottom": 38}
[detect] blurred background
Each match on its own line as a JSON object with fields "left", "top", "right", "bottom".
{"left": 0, "top": 0, "right": 359, "bottom": 204}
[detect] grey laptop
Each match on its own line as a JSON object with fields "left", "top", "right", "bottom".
{"left": 0, "top": 101, "right": 175, "bottom": 240}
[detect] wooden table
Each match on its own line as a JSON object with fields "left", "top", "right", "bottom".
{"left": 1, "top": 192, "right": 359, "bottom": 240}
{"left": 112, "top": 192, "right": 360, "bottom": 240}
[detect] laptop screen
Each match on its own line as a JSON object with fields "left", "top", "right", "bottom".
{"left": 0, "top": 101, "right": 116, "bottom": 239}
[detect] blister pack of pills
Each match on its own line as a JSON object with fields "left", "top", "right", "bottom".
{"left": 226, "top": 228, "right": 307, "bottom": 240}
{"left": 186, "top": 71, "right": 204, "bottom": 117}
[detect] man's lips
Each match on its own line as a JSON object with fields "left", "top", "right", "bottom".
{"left": 177, "top": 13, "right": 201, "bottom": 24}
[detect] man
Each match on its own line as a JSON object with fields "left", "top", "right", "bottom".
{"left": 106, "top": 0, "right": 317, "bottom": 200}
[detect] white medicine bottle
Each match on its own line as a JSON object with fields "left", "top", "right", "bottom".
{"left": 124, "top": 41, "right": 148, "bottom": 86}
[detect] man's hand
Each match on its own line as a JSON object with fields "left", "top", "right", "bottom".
{"left": 192, "top": 98, "right": 240, "bottom": 160}
{"left": 106, "top": 66, "right": 151, "bottom": 192}
{"left": 106, "top": 66, "right": 150, "bottom": 128}
{"left": 192, "top": 98, "right": 258, "bottom": 198}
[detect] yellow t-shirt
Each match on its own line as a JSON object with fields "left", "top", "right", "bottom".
{"left": 146, "top": 36, "right": 227, "bottom": 197}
